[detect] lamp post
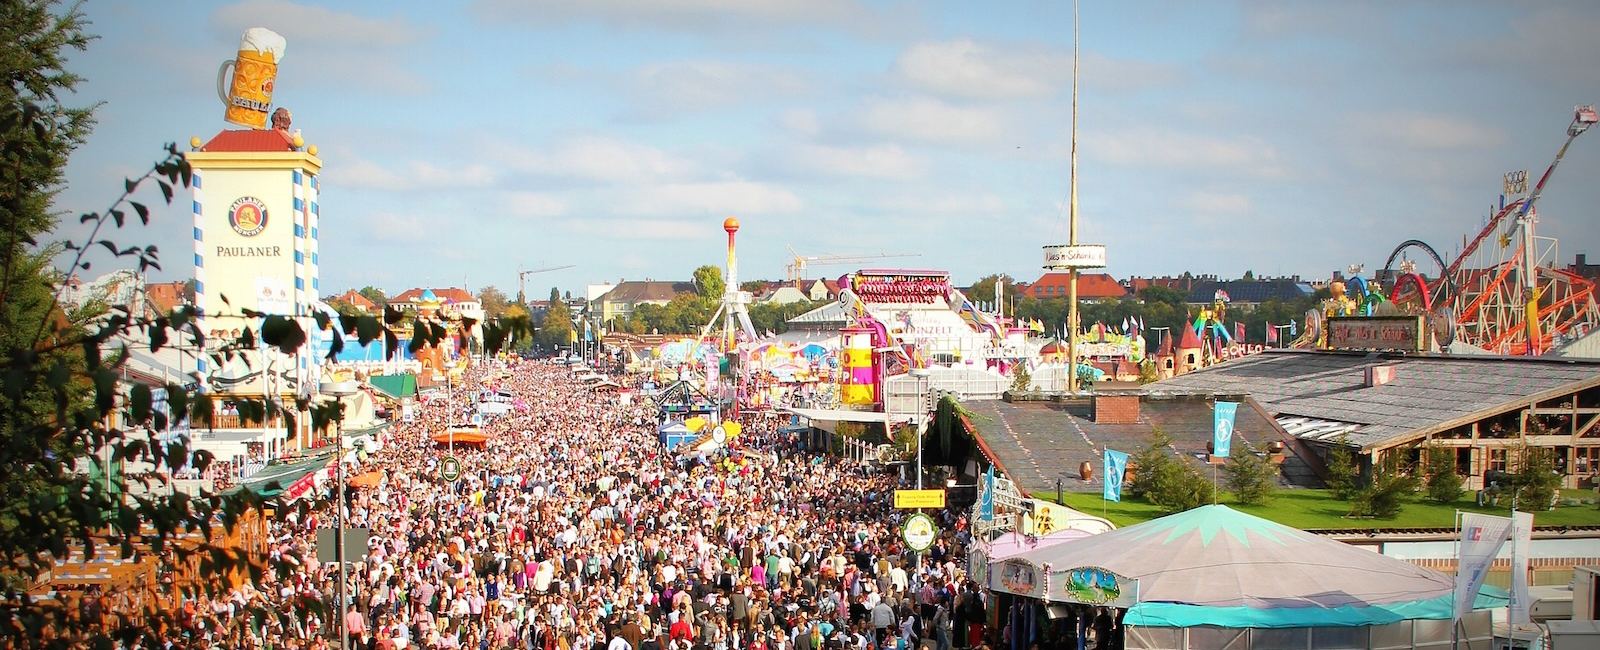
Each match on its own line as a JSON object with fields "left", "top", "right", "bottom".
{"left": 320, "top": 379, "right": 359, "bottom": 650}
{"left": 909, "top": 367, "right": 932, "bottom": 490}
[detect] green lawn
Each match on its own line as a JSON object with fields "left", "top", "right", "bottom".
{"left": 1055, "top": 488, "right": 1600, "bottom": 530}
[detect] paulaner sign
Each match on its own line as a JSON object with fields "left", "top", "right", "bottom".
{"left": 215, "top": 245, "right": 283, "bottom": 257}
{"left": 1327, "top": 316, "right": 1424, "bottom": 352}
{"left": 1043, "top": 244, "right": 1107, "bottom": 270}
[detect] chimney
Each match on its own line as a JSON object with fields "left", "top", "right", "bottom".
{"left": 1094, "top": 392, "right": 1141, "bottom": 424}
{"left": 1364, "top": 364, "right": 1398, "bottom": 387}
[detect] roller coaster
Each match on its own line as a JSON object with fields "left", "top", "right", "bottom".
{"left": 1373, "top": 105, "right": 1600, "bottom": 355}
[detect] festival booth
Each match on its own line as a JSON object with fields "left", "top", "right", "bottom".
{"left": 988, "top": 505, "right": 1501, "bottom": 649}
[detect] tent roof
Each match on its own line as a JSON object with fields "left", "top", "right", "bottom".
{"left": 368, "top": 373, "right": 417, "bottom": 399}
{"left": 1004, "top": 504, "right": 1506, "bottom": 628}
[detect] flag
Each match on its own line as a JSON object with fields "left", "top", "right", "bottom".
{"left": 1122, "top": 317, "right": 1130, "bottom": 334}
{"left": 1454, "top": 513, "right": 1514, "bottom": 620}
{"left": 1289, "top": 319, "right": 1298, "bottom": 336}
{"left": 1510, "top": 511, "right": 1534, "bottom": 624}
{"left": 1234, "top": 321, "right": 1245, "bottom": 342}
{"left": 1213, "top": 401, "right": 1238, "bottom": 457}
{"left": 1139, "top": 316, "right": 1146, "bottom": 333}
{"left": 1266, "top": 322, "right": 1278, "bottom": 344}
{"left": 1103, "top": 449, "right": 1129, "bottom": 502}
{"left": 978, "top": 466, "right": 996, "bottom": 522}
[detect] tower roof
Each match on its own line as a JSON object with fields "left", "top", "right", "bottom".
{"left": 1178, "top": 325, "right": 1202, "bottom": 350}
{"left": 1157, "top": 331, "right": 1174, "bottom": 356}
{"left": 198, "top": 129, "right": 296, "bottom": 152}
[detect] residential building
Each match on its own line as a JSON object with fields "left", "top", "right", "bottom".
{"left": 145, "top": 281, "right": 190, "bottom": 314}
{"left": 760, "top": 286, "right": 811, "bottom": 305}
{"left": 594, "top": 280, "right": 695, "bottom": 322}
{"left": 328, "top": 289, "right": 378, "bottom": 314}
{"left": 390, "top": 287, "right": 480, "bottom": 317}
{"left": 1183, "top": 277, "right": 1314, "bottom": 307}
{"left": 1022, "top": 272, "right": 1127, "bottom": 302}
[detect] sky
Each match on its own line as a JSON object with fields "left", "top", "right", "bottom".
{"left": 54, "top": 0, "right": 1600, "bottom": 297}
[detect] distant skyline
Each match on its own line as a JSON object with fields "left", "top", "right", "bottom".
{"left": 56, "top": 0, "right": 1600, "bottom": 296}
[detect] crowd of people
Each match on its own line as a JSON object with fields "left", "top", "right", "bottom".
{"left": 164, "top": 359, "right": 1005, "bottom": 650}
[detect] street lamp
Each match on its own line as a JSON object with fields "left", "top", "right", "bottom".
{"left": 319, "top": 379, "right": 358, "bottom": 650}
{"left": 908, "top": 367, "right": 932, "bottom": 490}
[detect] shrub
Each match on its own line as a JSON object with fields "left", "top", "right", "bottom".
{"left": 1423, "top": 444, "right": 1464, "bottom": 504}
{"left": 1351, "top": 454, "right": 1419, "bottom": 519}
{"left": 1325, "top": 434, "right": 1360, "bottom": 499}
{"left": 1128, "top": 428, "right": 1175, "bottom": 500}
{"left": 1225, "top": 446, "right": 1276, "bottom": 505}
{"left": 1511, "top": 445, "right": 1562, "bottom": 510}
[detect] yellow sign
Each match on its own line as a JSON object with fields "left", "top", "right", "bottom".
{"left": 894, "top": 489, "right": 947, "bottom": 509}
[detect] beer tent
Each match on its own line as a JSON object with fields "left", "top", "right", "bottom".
{"left": 992, "top": 505, "right": 1502, "bottom": 649}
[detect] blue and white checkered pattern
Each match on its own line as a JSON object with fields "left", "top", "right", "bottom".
{"left": 192, "top": 171, "right": 206, "bottom": 375}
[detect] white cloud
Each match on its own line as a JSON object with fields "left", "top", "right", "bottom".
{"left": 632, "top": 61, "right": 809, "bottom": 114}
{"left": 562, "top": 219, "right": 706, "bottom": 241}
{"left": 212, "top": 0, "right": 425, "bottom": 46}
{"left": 502, "top": 192, "right": 568, "bottom": 218}
{"left": 615, "top": 181, "right": 802, "bottom": 216}
{"left": 1086, "top": 127, "right": 1288, "bottom": 178}
{"left": 1179, "top": 191, "right": 1253, "bottom": 214}
{"left": 1348, "top": 112, "right": 1508, "bottom": 151}
{"left": 333, "top": 156, "right": 497, "bottom": 191}
{"left": 791, "top": 144, "right": 928, "bottom": 180}
{"left": 896, "top": 39, "right": 1180, "bottom": 99}
{"left": 491, "top": 136, "right": 699, "bottom": 184}
{"left": 860, "top": 96, "right": 1006, "bottom": 145}
{"left": 871, "top": 192, "right": 1007, "bottom": 216}
{"left": 472, "top": 0, "right": 872, "bottom": 32}
{"left": 896, "top": 39, "right": 1056, "bottom": 99}
{"left": 778, "top": 109, "right": 821, "bottom": 136}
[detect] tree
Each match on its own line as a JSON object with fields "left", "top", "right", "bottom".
{"left": 1224, "top": 447, "right": 1276, "bottom": 505}
{"left": 1423, "top": 444, "right": 1464, "bottom": 504}
{"left": 692, "top": 264, "right": 725, "bottom": 302}
{"left": 538, "top": 289, "right": 575, "bottom": 349}
{"left": 477, "top": 285, "right": 510, "bottom": 319}
{"left": 1241, "top": 270, "right": 1255, "bottom": 282}
{"left": 357, "top": 285, "right": 387, "bottom": 309}
{"left": 181, "top": 278, "right": 196, "bottom": 303}
{"left": 1137, "top": 360, "right": 1159, "bottom": 384}
{"left": 967, "top": 274, "right": 1014, "bottom": 303}
{"left": 1510, "top": 445, "right": 1562, "bottom": 510}
{"left": 1351, "top": 454, "right": 1419, "bottom": 519}
{"left": 1128, "top": 428, "right": 1176, "bottom": 500}
{"left": 1324, "top": 435, "right": 1360, "bottom": 499}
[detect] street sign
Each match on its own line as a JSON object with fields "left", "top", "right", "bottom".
{"left": 901, "top": 513, "right": 938, "bottom": 552}
{"left": 440, "top": 455, "right": 462, "bottom": 483}
{"left": 894, "top": 489, "right": 946, "bottom": 509}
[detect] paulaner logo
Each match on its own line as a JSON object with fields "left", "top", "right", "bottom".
{"left": 228, "top": 196, "right": 268, "bottom": 237}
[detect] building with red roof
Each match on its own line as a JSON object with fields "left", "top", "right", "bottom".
{"left": 1022, "top": 272, "right": 1127, "bottom": 302}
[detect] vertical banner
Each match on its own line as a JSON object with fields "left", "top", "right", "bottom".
{"left": 1103, "top": 449, "right": 1129, "bottom": 502}
{"left": 1454, "top": 512, "right": 1513, "bottom": 620}
{"left": 978, "top": 465, "right": 995, "bottom": 522}
{"left": 1509, "top": 511, "right": 1534, "bottom": 624}
{"left": 1213, "top": 401, "right": 1238, "bottom": 458}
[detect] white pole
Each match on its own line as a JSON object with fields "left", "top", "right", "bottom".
{"left": 336, "top": 412, "right": 347, "bottom": 650}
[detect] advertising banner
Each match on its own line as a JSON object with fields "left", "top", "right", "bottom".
{"left": 1103, "top": 449, "right": 1128, "bottom": 502}
{"left": 1454, "top": 512, "right": 1513, "bottom": 620}
{"left": 1213, "top": 401, "right": 1238, "bottom": 458}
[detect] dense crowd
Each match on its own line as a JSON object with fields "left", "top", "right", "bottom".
{"left": 165, "top": 359, "right": 993, "bottom": 650}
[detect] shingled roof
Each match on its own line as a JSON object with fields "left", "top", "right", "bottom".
{"left": 1150, "top": 349, "right": 1600, "bottom": 450}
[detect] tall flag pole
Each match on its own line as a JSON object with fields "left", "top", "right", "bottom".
{"left": 1065, "top": 0, "right": 1081, "bottom": 394}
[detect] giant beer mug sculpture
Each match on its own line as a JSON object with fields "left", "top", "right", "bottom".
{"left": 216, "top": 28, "right": 287, "bottom": 129}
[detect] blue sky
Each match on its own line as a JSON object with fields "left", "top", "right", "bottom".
{"left": 55, "top": 0, "right": 1600, "bottom": 297}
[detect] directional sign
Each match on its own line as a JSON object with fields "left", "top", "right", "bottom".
{"left": 894, "top": 489, "right": 947, "bottom": 509}
{"left": 440, "top": 455, "right": 462, "bottom": 483}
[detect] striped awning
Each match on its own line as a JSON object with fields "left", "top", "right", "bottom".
{"left": 1276, "top": 415, "right": 1364, "bottom": 444}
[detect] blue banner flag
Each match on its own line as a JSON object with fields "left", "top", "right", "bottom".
{"left": 1213, "top": 401, "right": 1239, "bottom": 458}
{"left": 978, "top": 465, "right": 996, "bottom": 521}
{"left": 1103, "top": 449, "right": 1129, "bottom": 502}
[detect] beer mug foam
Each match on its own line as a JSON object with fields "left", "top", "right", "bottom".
{"left": 217, "top": 28, "right": 287, "bottom": 129}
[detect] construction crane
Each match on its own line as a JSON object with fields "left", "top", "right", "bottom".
{"left": 518, "top": 264, "right": 576, "bottom": 303}
{"left": 785, "top": 246, "right": 920, "bottom": 283}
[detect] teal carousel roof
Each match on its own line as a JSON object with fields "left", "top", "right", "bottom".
{"left": 1000, "top": 504, "right": 1506, "bottom": 628}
